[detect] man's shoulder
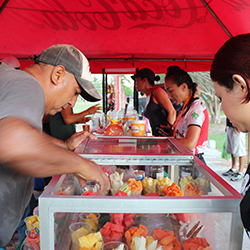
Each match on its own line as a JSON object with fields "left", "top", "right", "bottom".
{"left": 0, "top": 66, "right": 42, "bottom": 91}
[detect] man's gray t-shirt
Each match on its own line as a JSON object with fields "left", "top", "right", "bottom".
{"left": 0, "top": 63, "right": 45, "bottom": 247}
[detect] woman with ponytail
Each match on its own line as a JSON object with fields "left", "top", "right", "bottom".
{"left": 164, "top": 66, "right": 209, "bottom": 163}
{"left": 131, "top": 68, "right": 176, "bottom": 136}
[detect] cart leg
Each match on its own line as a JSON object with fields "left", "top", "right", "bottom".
{"left": 229, "top": 208, "right": 243, "bottom": 250}
{"left": 40, "top": 199, "right": 55, "bottom": 250}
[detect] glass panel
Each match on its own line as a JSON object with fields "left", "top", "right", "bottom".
{"left": 81, "top": 136, "right": 181, "bottom": 155}
{"left": 54, "top": 211, "right": 231, "bottom": 250}
{"left": 39, "top": 173, "right": 242, "bottom": 249}
{"left": 53, "top": 168, "right": 224, "bottom": 198}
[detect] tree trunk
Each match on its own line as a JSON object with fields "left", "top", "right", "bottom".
{"left": 190, "top": 72, "right": 222, "bottom": 124}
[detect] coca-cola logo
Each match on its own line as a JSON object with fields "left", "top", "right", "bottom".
{"left": 39, "top": 0, "right": 248, "bottom": 31}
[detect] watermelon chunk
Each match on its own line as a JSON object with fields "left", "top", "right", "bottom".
{"left": 123, "top": 215, "right": 135, "bottom": 227}
{"left": 81, "top": 191, "right": 98, "bottom": 196}
{"left": 111, "top": 223, "right": 124, "bottom": 233}
{"left": 111, "top": 213, "right": 124, "bottom": 224}
{"left": 99, "top": 227, "right": 111, "bottom": 236}
{"left": 114, "top": 190, "right": 128, "bottom": 196}
{"left": 125, "top": 213, "right": 136, "bottom": 218}
{"left": 144, "top": 192, "right": 159, "bottom": 196}
{"left": 109, "top": 231, "right": 123, "bottom": 239}
{"left": 103, "top": 222, "right": 113, "bottom": 229}
{"left": 174, "top": 213, "right": 190, "bottom": 223}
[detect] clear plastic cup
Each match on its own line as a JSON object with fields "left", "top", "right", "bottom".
{"left": 79, "top": 212, "right": 100, "bottom": 232}
{"left": 23, "top": 228, "right": 40, "bottom": 249}
{"left": 81, "top": 181, "right": 99, "bottom": 196}
{"left": 103, "top": 234, "right": 123, "bottom": 244}
{"left": 33, "top": 206, "right": 39, "bottom": 217}
{"left": 69, "top": 222, "right": 92, "bottom": 250}
{"left": 24, "top": 215, "right": 40, "bottom": 230}
{"left": 102, "top": 241, "right": 128, "bottom": 250}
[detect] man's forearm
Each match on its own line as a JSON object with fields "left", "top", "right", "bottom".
{"left": 0, "top": 117, "right": 83, "bottom": 177}
{"left": 43, "top": 132, "right": 67, "bottom": 149}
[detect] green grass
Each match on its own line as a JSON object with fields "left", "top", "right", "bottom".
{"left": 208, "top": 132, "right": 226, "bottom": 153}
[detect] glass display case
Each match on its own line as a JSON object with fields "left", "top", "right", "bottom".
{"left": 39, "top": 136, "right": 243, "bottom": 250}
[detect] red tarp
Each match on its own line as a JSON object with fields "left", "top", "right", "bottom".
{"left": 0, "top": 0, "right": 250, "bottom": 73}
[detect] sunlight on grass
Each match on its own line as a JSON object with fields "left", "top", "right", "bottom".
{"left": 208, "top": 133, "right": 226, "bottom": 153}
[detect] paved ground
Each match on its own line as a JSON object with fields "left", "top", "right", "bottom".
{"left": 204, "top": 146, "right": 250, "bottom": 249}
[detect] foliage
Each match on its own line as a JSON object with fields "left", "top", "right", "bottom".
{"left": 120, "top": 75, "right": 133, "bottom": 96}
{"left": 92, "top": 75, "right": 103, "bottom": 96}
{"left": 122, "top": 85, "right": 133, "bottom": 96}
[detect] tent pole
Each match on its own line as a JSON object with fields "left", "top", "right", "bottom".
{"left": 102, "top": 69, "right": 107, "bottom": 115}
{"left": 200, "top": 0, "right": 232, "bottom": 38}
{"left": 0, "top": 0, "right": 10, "bottom": 14}
{"left": 133, "top": 68, "right": 139, "bottom": 113}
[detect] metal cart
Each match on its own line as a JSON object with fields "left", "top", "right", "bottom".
{"left": 39, "top": 136, "right": 243, "bottom": 250}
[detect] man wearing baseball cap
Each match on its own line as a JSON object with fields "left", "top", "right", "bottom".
{"left": 0, "top": 44, "right": 108, "bottom": 247}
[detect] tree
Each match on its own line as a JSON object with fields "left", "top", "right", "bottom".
{"left": 92, "top": 75, "right": 103, "bottom": 96}
{"left": 120, "top": 75, "right": 133, "bottom": 96}
{"left": 190, "top": 72, "right": 221, "bottom": 124}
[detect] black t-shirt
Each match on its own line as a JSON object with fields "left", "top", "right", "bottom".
{"left": 49, "top": 109, "right": 76, "bottom": 140}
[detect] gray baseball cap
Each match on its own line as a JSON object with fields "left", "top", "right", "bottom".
{"left": 35, "top": 44, "right": 101, "bottom": 102}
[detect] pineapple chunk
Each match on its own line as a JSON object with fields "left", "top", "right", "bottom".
{"left": 79, "top": 233, "right": 98, "bottom": 248}
{"left": 146, "top": 236, "right": 155, "bottom": 248}
{"left": 94, "top": 232, "right": 103, "bottom": 242}
{"left": 94, "top": 241, "right": 103, "bottom": 250}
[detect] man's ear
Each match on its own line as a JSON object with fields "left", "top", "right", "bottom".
{"left": 232, "top": 74, "right": 247, "bottom": 93}
{"left": 51, "top": 65, "right": 65, "bottom": 86}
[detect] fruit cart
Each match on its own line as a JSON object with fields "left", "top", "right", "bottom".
{"left": 39, "top": 136, "right": 243, "bottom": 250}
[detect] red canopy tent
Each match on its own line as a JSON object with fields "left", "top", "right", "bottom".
{"left": 0, "top": 0, "right": 250, "bottom": 73}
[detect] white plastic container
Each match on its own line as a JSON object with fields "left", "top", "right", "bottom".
{"left": 131, "top": 120, "right": 146, "bottom": 136}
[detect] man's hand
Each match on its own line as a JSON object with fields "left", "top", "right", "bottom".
{"left": 75, "top": 158, "right": 109, "bottom": 195}
{"left": 65, "top": 131, "right": 97, "bottom": 151}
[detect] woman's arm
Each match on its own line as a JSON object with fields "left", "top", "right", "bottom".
{"left": 153, "top": 87, "right": 176, "bottom": 125}
{"left": 176, "top": 125, "right": 201, "bottom": 151}
{"left": 61, "top": 104, "right": 102, "bottom": 125}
